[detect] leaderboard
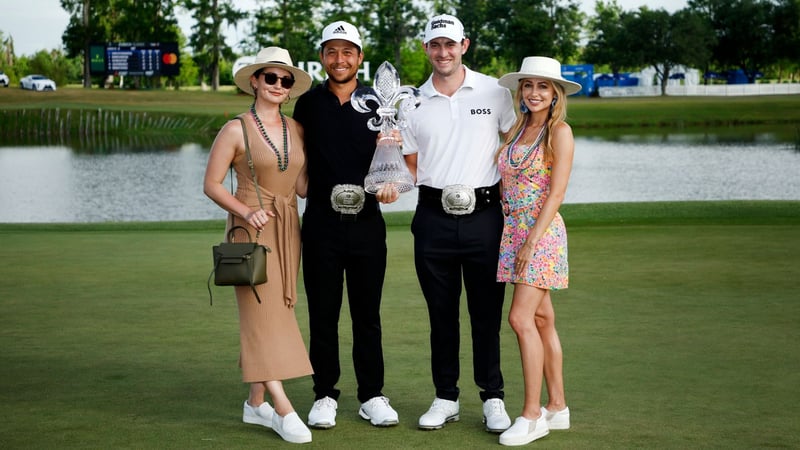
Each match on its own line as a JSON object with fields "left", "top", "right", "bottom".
{"left": 90, "top": 42, "right": 180, "bottom": 76}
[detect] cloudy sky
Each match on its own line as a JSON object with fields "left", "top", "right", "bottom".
{"left": 1, "top": 0, "right": 687, "bottom": 57}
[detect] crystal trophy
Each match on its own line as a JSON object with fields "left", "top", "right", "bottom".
{"left": 351, "top": 61, "right": 420, "bottom": 194}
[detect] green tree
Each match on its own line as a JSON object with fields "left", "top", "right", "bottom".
{"left": 772, "top": 0, "right": 800, "bottom": 81}
{"left": 399, "top": 42, "right": 432, "bottom": 86}
{"left": 111, "top": 0, "right": 180, "bottom": 43}
{"left": 689, "top": 0, "right": 776, "bottom": 83}
{"left": 454, "top": 0, "right": 500, "bottom": 70}
{"left": 583, "top": 1, "right": 640, "bottom": 84}
{"left": 1, "top": 31, "right": 16, "bottom": 77}
{"left": 25, "top": 50, "right": 79, "bottom": 87}
{"left": 175, "top": 52, "right": 200, "bottom": 88}
{"left": 430, "top": 0, "right": 457, "bottom": 12}
{"left": 181, "top": 0, "right": 246, "bottom": 90}
{"left": 322, "top": 0, "right": 350, "bottom": 17}
{"left": 248, "top": 0, "right": 321, "bottom": 63}
{"left": 628, "top": 7, "right": 715, "bottom": 95}
{"left": 669, "top": 8, "right": 716, "bottom": 86}
{"left": 320, "top": 0, "right": 361, "bottom": 26}
{"left": 62, "top": 0, "right": 182, "bottom": 88}
{"left": 545, "top": 0, "right": 584, "bottom": 63}
{"left": 361, "top": 0, "right": 427, "bottom": 78}
{"left": 113, "top": 0, "right": 181, "bottom": 88}
{"left": 62, "top": 0, "right": 114, "bottom": 87}
{"left": 473, "top": 0, "right": 583, "bottom": 71}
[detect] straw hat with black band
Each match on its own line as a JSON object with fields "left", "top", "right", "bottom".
{"left": 234, "top": 47, "right": 312, "bottom": 98}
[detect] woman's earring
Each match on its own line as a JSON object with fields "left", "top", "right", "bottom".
{"left": 520, "top": 100, "right": 529, "bottom": 114}
{"left": 551, "top": 97, "right": 558, "bottom": 107}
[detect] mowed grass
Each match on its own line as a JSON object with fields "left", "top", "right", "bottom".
{"left": 2, "top": 85, "right": 800, "bottom": 130}
{"left": 0, "top": 85, "right": 249, "bottom": 116}
{"left": 1, "top": 201, "right": 799, "bottom": 449}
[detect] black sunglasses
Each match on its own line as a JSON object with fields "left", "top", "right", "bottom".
{"left": 260, "top": 71, "right": 295, "bottom": 89}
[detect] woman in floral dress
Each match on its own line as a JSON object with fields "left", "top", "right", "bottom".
{"left": 494, "top": 57, "right": 581, "bottom": 447}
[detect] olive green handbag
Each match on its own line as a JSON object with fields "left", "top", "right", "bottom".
{"left": 209, "top": 226, "right": 270, "bottom": 304}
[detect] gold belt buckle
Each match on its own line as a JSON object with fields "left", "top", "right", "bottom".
{"left": 330, "top": 184, "right": 365, "bottom": 215}
{"left": 441, "top": 184, "right": 475, "bottom": 215}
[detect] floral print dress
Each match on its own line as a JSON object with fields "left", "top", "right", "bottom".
{"left": 496, "top": 135, "right": 568, "bottom": 289}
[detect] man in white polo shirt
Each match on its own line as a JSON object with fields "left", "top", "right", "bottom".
{"left": 401, "top": 14, "right": 516, "bottom": 434}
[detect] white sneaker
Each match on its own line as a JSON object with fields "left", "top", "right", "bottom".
{"left": 499, "top": 415, "right": 549, "bottom": 446}
{"left": 483, "top": 398, "right": 511, "bottom": 432}
{"left": 418, "top": 398, "right": 459, "bottom": 430}
{"left": 272, "top": 411, "right": 312, "bottom": 444}
{"left": 307, "top": 396, "right": 337, "bottom": 429}
{"left": 242, "top": 400, "right": 273, "bottom": 429}
{"left": 542, "top": 406, "right": 570, "bottom": 430}
{"left": 359, "top": 396, "right": 399, "bottom": 427}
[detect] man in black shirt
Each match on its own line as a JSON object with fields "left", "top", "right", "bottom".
{"left": 293, "top": 20, "right": 399, "bottom": 429}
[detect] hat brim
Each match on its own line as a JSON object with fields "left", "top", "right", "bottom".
{"left": 423, "top": 32, "right": 464, "bottom": 44}
{"left": 498, "top": 73, "right": 582, "bottom": 96}
{"left": 320, "top": 37, "right": 362, "bottom": 50}
{"left": 234, "top": 63, "right": 312, "bottom": 98}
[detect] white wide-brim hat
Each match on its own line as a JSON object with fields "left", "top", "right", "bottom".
{"left": 234, "top": 46, "right": 312, "bottom": 97}
{"left": 498, "top": 56, "right": 582, "bottom": 96}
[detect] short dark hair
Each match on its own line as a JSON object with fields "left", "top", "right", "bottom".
{"left": 320, "top": 41, "right": 362, "bottom": 54}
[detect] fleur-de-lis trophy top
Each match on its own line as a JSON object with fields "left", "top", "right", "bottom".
{"left": 351, "top": 61, "right": 420, "bottom": 194}
{"left": 352, "top": 61, "right": 421, "bottom": 135}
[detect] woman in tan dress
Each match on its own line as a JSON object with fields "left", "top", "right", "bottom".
{"left": 203, "top": 47, "right": 314, "bottom": 444}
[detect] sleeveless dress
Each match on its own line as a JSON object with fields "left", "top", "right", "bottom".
{"left": 227, "top": 113, "right": 313, "bottom": 383}
{"left": 496, "top": 137, "right": 568, "bottom": 289}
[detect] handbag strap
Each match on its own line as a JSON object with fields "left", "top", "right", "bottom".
{"left": 235, "top": 115, "right": 265, "bottom": 239}
{"left": 208, "top": 117, "right": 270, "bottom": 306}
{"left": 206, "top": 258, "right": 263, "bottom": 305}
{"left": 208, "top": 226, "right": 265, "bottom": 305}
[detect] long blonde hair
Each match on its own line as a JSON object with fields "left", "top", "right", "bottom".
{"left": 499, "top": 79, "right": 568, "bottom": 164}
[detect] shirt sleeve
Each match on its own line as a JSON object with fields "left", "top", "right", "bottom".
{"left": 400, "top": 117, "right": 419, "bottom": 156}
{"left": 498, "top": 87, "right": 517, "bottom": 134}
{"left": 292, "top": 94, "right": 308, "bottom": 126}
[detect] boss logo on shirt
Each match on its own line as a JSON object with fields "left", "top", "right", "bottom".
{"left": 470, "top": 108, "right": 492, "bottom": 115}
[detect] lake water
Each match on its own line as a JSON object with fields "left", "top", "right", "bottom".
{"left": 1, "top": 132, "right": 798, "bottom": 223}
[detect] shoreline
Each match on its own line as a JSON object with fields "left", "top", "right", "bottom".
{"left": 1, "top": 200, "right": 798, "bottom": 229}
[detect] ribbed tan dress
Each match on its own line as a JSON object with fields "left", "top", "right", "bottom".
{"left": 226, "top": 113, "right": 313, "bottom": 383}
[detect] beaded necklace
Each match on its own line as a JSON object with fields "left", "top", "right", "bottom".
{"left": 249, "top": 102, "right": 288, "bottom": 172}
{"left": 507, "top": 124, "right": 546, "bottom": 169}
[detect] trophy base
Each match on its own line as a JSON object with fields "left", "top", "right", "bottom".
{"left": 364, "top": 172, "right": 415, "bottom": 194}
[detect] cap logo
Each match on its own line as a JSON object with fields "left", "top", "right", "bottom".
{"left": 332, "top": 25, "right": 347, "bottom": 34}
{"left": 431, "top": 18, "right": 455, "bottom": 29}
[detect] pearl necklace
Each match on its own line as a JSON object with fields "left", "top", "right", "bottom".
{"left": 507, "top": 124, "right": 546, "bottom": 169}
{"left": 250, "top": 103, "right": 288, "bottom": 172}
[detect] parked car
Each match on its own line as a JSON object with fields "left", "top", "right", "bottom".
{"left": 0, "top": 71, "right": 9, "bottom": 87}
{"left": 20, "top": 74, "right": 56, "bottom": 91}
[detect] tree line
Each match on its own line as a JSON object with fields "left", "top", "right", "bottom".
{"left": 1, "top": 0, "right": 798, "bottom": 94}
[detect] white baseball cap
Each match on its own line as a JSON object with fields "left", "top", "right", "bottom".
{"left": 321, "top": 21, "right": 363, "bottom": 49}
{"left": 423, "top": 14, "right": 465, "bottom": 44}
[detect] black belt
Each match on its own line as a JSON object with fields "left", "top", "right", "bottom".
{"left": 337, "top": 208, "right": 377, "bottom": 222}
{"left": 306, "top": 202, "right": 380, "bottom": 222}
{"left": 417, "top": 183, "right": 501, "bottom": 215}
